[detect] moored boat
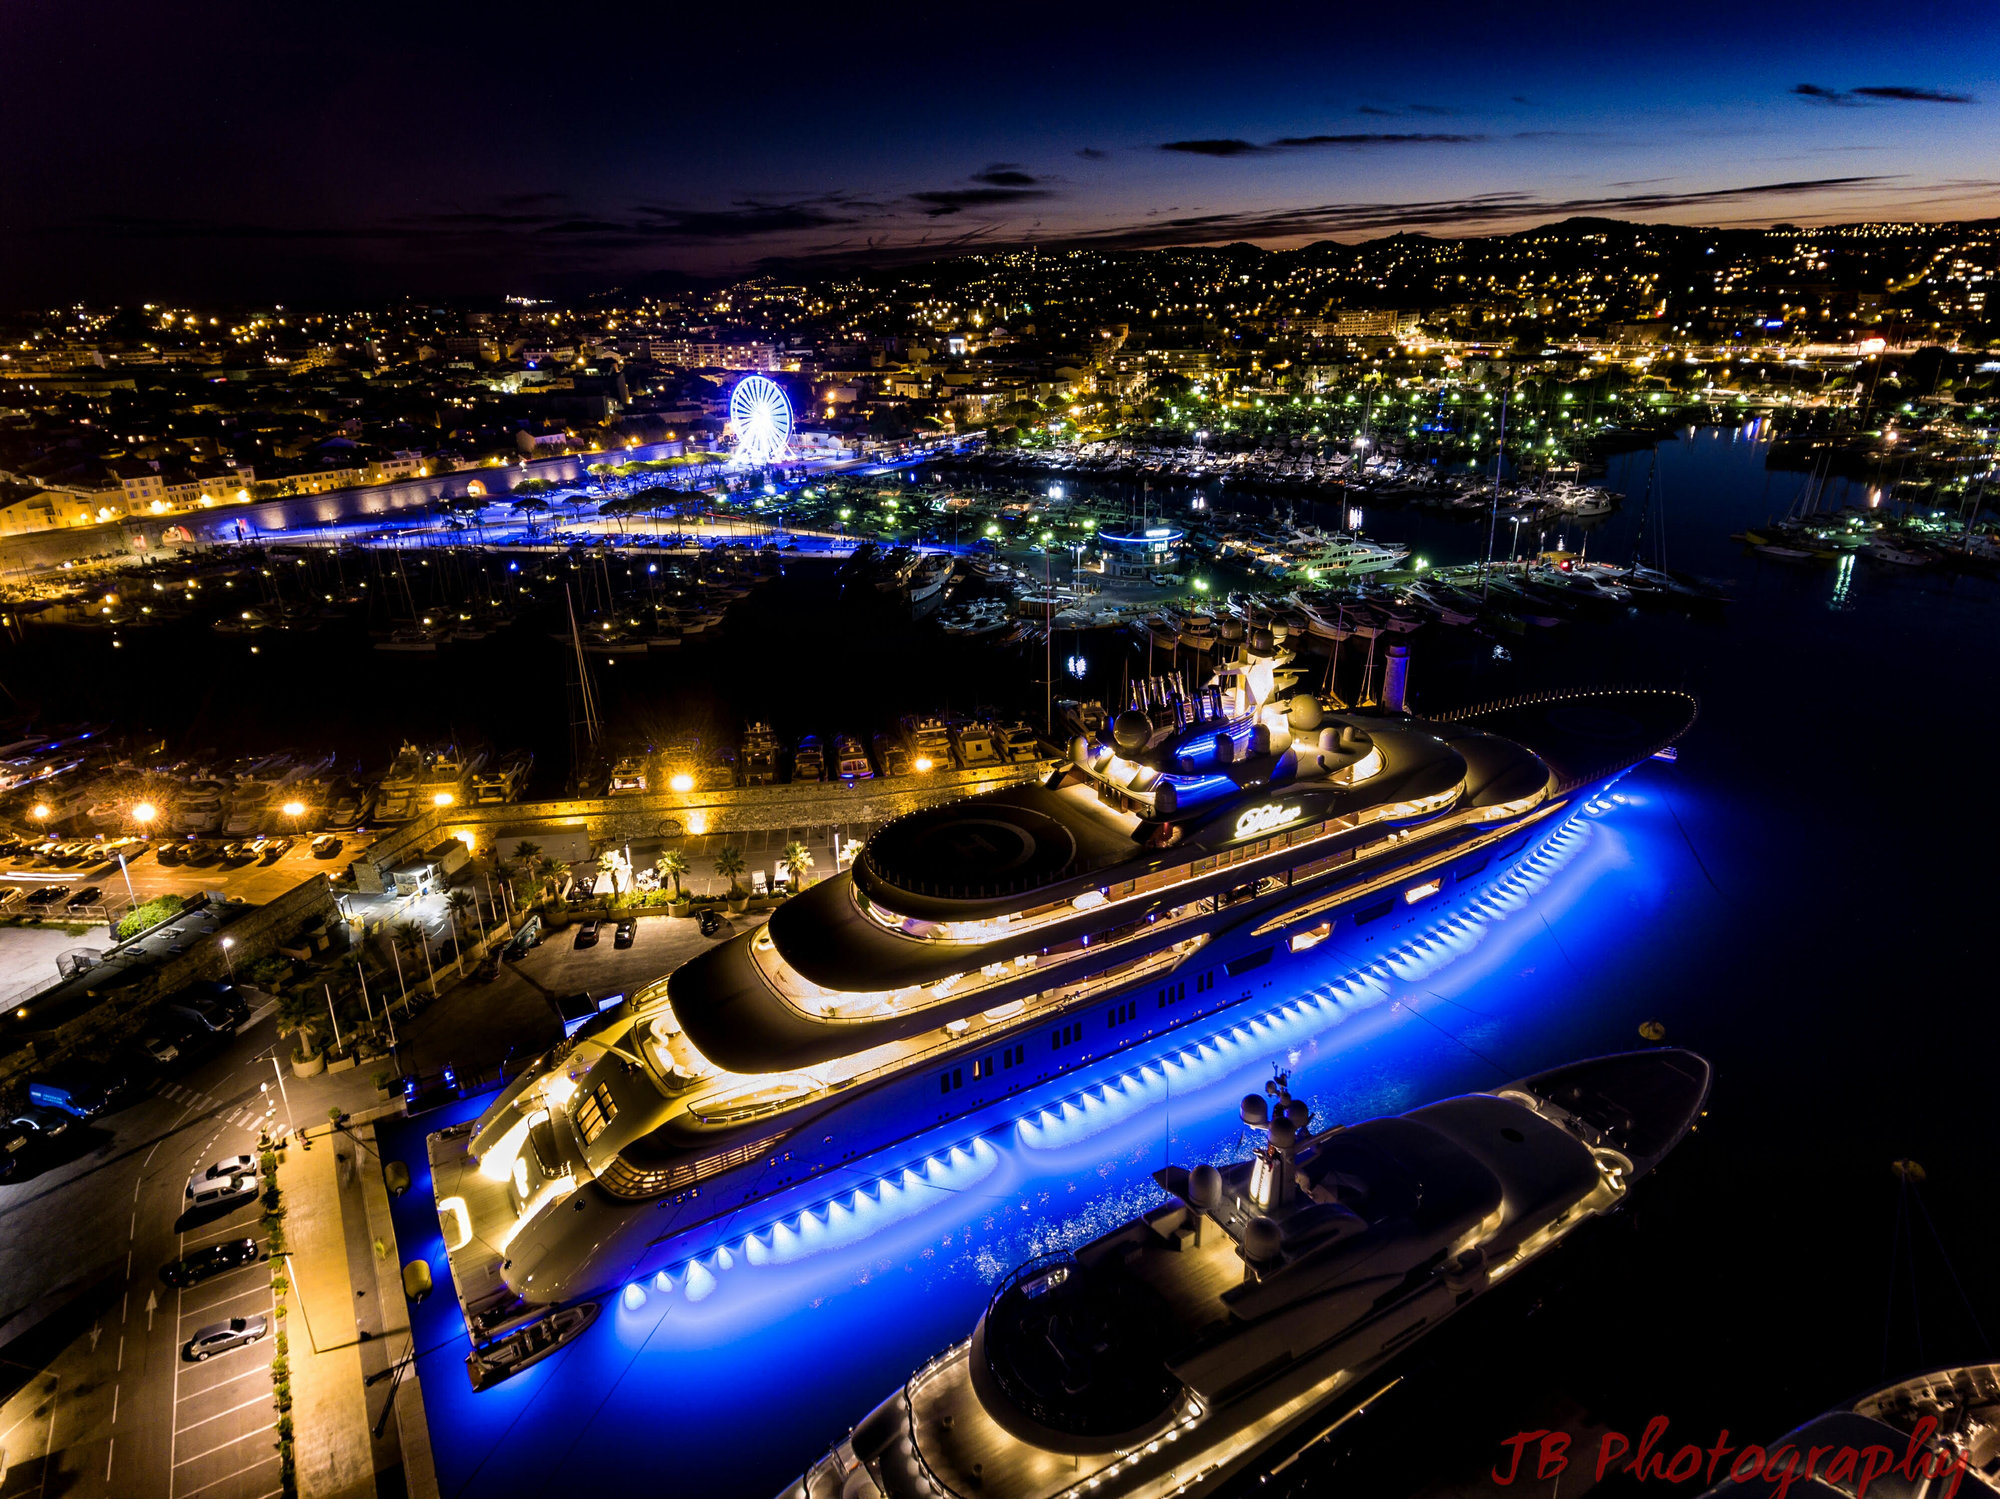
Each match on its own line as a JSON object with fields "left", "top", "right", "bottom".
{"left": 786, "top": 1048, "right": 1710, "bottom": 1499}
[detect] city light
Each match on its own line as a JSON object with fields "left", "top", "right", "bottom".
{"left": 433, "top": 792, "right": 454, "bottom": 807}
{"left": 132, "top": 802, "right": 156, "bottom": 823}
{"left": 669, "top": 773, "right": 694, "bottom": 793}
{"left": 281, "top": 800, "right": 305, "bottom": 818}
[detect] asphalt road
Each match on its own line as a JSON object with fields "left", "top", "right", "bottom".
{"left": 0, "top": 999, "right": 380, "bottom": 1499}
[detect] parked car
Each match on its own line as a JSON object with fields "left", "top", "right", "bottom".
{"left": 189, "top": 1155, "right": 259, "bottom": 1192}
{"left": 167, "top": 988, "right": 245, "bottom": 1036}
{"left": 9, "top": 1105, "right": 71, "bottom": 1140}
{"left": 503, "top": 917, "right": 542, "bottom": 960}
{"left": 133, "top": 1032, "right": 181, "bottom": 1065}
{"left": 27, "top": 1076, "right": 108, "bottom": 1118}
{"left": 64, "top": 886, "right": 102, "bottom": 910}
{"left": 614, "top": 918, "right": 637, "bottom": 949}
{"left": 183, "top": 1315, "right": 268, "bottom": 1361}
{"left": 573, "top": 919, "right": 601, "bottom": 949}
{"left": 24, "top": 885, "right": 68, "bottom": 907}
{"left": 697, "top": 909, "right": 724, "bottom": 937}
{"left": 258, "top": 839, "right": 289, "bottom": 864}
{"left": 155, "top": 842, "right": 185, "bottom": 866}
{"left": 161, "top": 1238, "right": 261, "bottom": 1288}
{"left": 471, "top": 954, "right": 500, "bottom": 984}
{"left": 185, "top": 1171, "right": 258, "bottom": 1212}
{"left": 0, "top": 887, "right": 23, "bottom": 909}
{"left": 309, "top": 834, "right": 342, "bottom": 859}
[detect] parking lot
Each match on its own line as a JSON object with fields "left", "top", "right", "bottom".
{"left": 0, "top": 831, "right": 360, "bottom": 921}
{"left": 508, "top": 905, "right": 749, "bottom": 1004}
{"left": 168, "top": 1199, "right": 280, "bottom": 1499}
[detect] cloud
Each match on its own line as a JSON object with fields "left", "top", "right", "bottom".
{"left": 1356, "top": 106, "right": 1395, "bottom": 117}
{"left": 1795, "top": 83, "right": 1974, "bottom": 106}
{"left": 1852, "top": 85, "right": 1974, "bottom": 103}
{"left": 1163, "top": 132, "right": 1482, "bottom": 156}
{"left": 1075, "top": 147, "right": 1107, "bottom": 160}
{"left": 1043, "top": 173, "right": 1898, "bottom": 250}
{"left": 908, "top": 186, "right": 1054, "bottom": 217}
{"left": 1161, "top": 139, "right": 1265, "bottom": 156}
{"left": 972, "top": 165, "right": 1039, "bottom": 186}
{"left": 1272, "top": 132, "right": 1482, "bottom": 147}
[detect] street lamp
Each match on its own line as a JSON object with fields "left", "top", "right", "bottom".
{"left": 220, "top": 936, "right": 235, "bottom": 980}
{"left": 432, "top": 791, "right": 454, "bottom": 809}
{"left": 132, "top": 801, "right": 156, "bottom": 827}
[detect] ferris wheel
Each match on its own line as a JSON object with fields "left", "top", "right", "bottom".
{"left": 728, "top": 374, "right": 793, "bottom": 466}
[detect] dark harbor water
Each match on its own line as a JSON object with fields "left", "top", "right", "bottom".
{"left": 23, "top": 427, "right": 2000, "bottom": 1496}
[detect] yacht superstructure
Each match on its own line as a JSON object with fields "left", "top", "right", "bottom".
{"left": 431, "top": 631, "right": 1695, "bottom": 1336}
{"left": 788, "top": 1049, "right": 1710, "bottom": 1499}
{"left": 373, "top": 742, "right": 430, "bottom": 822}
{"left": 1702, "top": 1364, "right": 2000, "bottom": 1498}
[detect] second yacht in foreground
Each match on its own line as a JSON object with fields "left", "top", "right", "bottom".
{"left": 787, "top": 1048, "right": 1711, "bottom": 1499}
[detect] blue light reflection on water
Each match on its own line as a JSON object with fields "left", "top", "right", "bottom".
{"left": 380, "top": 776, "right": 1706, "bottom": 1499}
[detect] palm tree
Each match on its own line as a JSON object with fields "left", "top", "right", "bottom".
{"left": 273, "top": 989, "right": 320, "bottom": 1061}
{"left": 781, "top": 840, "right": 815, "bottom": 890}
{"left": 510, "top": 840, "right": 542, "bottom": 871}
{"left": 714, "top": 846, "right": 747, "bottom": 898}
{"left": 444, "top": 889, "right": 475, "bottom": 973}
{"left": 656, "top": 848, "right": 690, "bottom": 899}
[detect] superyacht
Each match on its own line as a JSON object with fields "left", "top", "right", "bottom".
{"left": 1702, "top": 1364, "right": 2000, "bottom": 1497}
{"left": 788, "top": 1048, "right": 1710, "bottom": 1499}
{"left": 432, "top": 630, "right": 1695, "bottom": 1331}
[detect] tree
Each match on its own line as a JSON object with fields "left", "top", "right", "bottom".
{"left": 273, "top": 989, "right": 320, "bottom": 1061}
{"left": 656, "top": 848, "right": 689, "bottom": 898}
{"left": 392, "top": 921, "right": 426, "bottom": 961}
{"left": 781, "top": 840, "right": 815, "bottom": 889}
{"left": 510, "top": 840, "right": 543, "bottom": 869}
{"left": 444, "top": 889, "right": 476, "bottom": 972}
{"left": 713, "top": 846, "right": 747, "bottom": 897}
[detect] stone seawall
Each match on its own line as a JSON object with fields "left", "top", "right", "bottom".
{"left": 348, "top": 760, "right": 1053, "bottom": 877}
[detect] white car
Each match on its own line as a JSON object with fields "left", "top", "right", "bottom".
{"left": 186, "top": 1156, "right": 260, "bottom": 1203}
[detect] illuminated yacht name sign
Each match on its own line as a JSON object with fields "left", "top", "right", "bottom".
{"left": 1233, "top": 802, "right": 1302, "bottom": 840}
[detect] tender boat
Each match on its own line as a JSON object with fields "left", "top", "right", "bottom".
{"left": 464, "top": 1300, "right": 601, "bottom": 1392}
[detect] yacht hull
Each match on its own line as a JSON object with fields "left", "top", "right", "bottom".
{"left": 456, "top": 766, "right": 1634, "bottom": 1314}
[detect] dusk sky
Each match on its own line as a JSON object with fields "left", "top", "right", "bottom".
{"left": 4, "top": 0, "right": 1996, "bottom": 302}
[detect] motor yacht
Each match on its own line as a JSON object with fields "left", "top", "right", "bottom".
{"left": 742, "top": 724, "right": 783, "bottom": 786}
{"left": 787, "top": 1048, "right": 1710, "bottom": 1499}
{"left": 834, "top": 735, "right": 874, "bottom": 781}
{"left": 430, "top": 624, "right": 1695, "bottom": 1333}
{"left": 373, "top": 742, "right": 430, "bottom": 822}
{"left": 471, "top": 750, "right": 534, "bottom": 806}
{"left": 1701, "top": 1363, "right": 2000, "bottom": 1497}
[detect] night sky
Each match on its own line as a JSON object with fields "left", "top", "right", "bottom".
{"left": 3, "top": 0, "right": 1995, "bottom": 302}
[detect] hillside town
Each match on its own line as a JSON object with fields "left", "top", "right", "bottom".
{"left": 2, "top": 217, "right": 1996, "bottom": 540}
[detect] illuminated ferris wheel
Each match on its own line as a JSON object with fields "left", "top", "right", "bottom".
{"left": 728, "top": 374, "right": 793, "bottom": 466}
